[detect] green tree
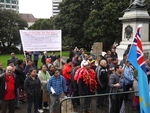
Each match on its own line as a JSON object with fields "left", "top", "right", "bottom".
{"left": 56, "top": 0, "right": 93, "bottom": 50}
{"left": 0, "top": 9, "right": 27, "bottom": 47}
{"left": 29, "top": 17, "right": 56, "bottom": 30}
{"left": 57, "top": 0, "right": 129, "bottom": 50}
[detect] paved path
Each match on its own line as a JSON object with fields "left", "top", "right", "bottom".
{"left": 12, "top": 96, "right": 139, "bottom": 113}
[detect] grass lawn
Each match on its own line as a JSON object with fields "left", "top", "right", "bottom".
{"left": 0, "top": 51, "right": 69, "bottom": 69}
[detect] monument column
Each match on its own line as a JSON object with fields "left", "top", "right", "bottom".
{"left": 116, "top": 9, "right": 150, "bottom": 60}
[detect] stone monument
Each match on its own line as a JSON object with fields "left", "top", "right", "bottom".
{"left": 116, "top": 0, "right": 150, "bottom": 60}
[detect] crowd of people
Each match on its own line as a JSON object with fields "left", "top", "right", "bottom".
{"left": 0, "top": 45, "right": 150, "bottom": 113}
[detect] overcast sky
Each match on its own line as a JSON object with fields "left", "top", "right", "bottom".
{"left": 19, "top": 0, "right": 52, "bottom": 18}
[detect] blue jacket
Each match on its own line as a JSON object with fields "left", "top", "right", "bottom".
{"left": 123, "top": 66, "right": 134, "bottom": 85}
{"left": 33, "top": 52, "right": 39, "bottom": 60}
{"left": 47, "top": 75, "right": 67, "bottom": 95}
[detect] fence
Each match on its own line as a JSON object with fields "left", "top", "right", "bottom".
{"left": 59, "top": 90, "right": 139, "bottom": 113}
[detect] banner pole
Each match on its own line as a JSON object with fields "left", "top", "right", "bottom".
{"left": 60, "top": 50, "right": 62, "bottom": 69}
{"left": 23, "top": 51, "right": 27, "bottom": 65}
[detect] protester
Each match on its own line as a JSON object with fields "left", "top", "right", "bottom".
{"left": 80, "top": 54, "right": 89, "bottom": 68}
{"left": 41, "top": 51, "right": 49, "bottom": 65}
{"left": 72, "top": 54, "right": 79, "bottom": 66}
{"left": 70, "top": 62, "right": 81, "bottom": 108}
{"left": 47, "top": 69, "right": 67, "bottom": 113}
{"left": 46, "top": 58, "right": 52, "bottom": 68}
{"left": 110, "top": 48, "right": 118, "bottom": 59}
{"left": 90, "top": 60, "right": 96, "bottom": 70}
{"left": 0, "top": 63, "right": 5, "bottom": 74}
{"left": 7, "top": 52, "right": 18, "bottom": 66}
{"left": 24, "top": 68, "right": 41, "bottom": 113}
{"left": 74, "top": 61, "right": 97, "bottom": 113}
{"left": 120, "top": 53, "right": 127, "bottom": 68}
{"left": 0, "top": 66, "right": 17, "bottom": 113}
{"left": 123, "top": 61, "right": 134, "bottom": 102}
{"left": 80, "top": 50, "right": 85, "bottom": 61}
{"left": 50, "top": 52, "right": 56, "bottom": 63}
{"left": 15, "top": 59, "right": 26, "bottom": 109}
{"left": 24, "top": 60, "right": 38, "bottom": 75}
{"left": 109, "top": 57, "right": 118, "bottom": 74}
{"left": 109, "top": 65, "right": 124, "bottom": 113}
{"left": 33, "top": 51, "right": 40, "bottom": 67}
{"left": 96, "top": 60, "right": 109, "bottom": 109}
{"left": 62, "top": 59, "right": 73, "bottom": 96}
{"left": 124, "top": 44, "right": 131, "bottom": 55}
{"left": 38, "top": 65, "right": 50, "bottom": 112}
{"left": 48, "top": 64, "right": 55, "bottom": 76}
{"left": 53, "top": 55, "right": 65, "bottom": 71}
{"left": 69, "top": 48, "right": 75, "bottom": 61}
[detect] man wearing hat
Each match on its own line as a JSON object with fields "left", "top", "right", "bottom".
{"left": 74, "top": 62, "right": 97, "bottom": 112}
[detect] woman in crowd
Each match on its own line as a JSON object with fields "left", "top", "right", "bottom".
{"left": 38, "top": 65, "right": 50, "bottom": 112}
{"left": 24, "top": 68, "right": 41, "bottom": 113}
{"left": 48, "top": 64, "right": 55, "bottom": 76}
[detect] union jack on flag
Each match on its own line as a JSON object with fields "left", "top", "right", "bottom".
{"left": 134, "top": 25, "right": 146, "bottom": 72}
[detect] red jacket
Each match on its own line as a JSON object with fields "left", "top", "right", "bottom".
{"left": 62, "top": 64, "right": 73, "bottom": 80}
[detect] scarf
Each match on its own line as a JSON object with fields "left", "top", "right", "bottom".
{"left": 74, "top": 67, "right": 97, "bottom": 92}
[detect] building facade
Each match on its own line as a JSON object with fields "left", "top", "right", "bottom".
{"left": 0, "top": 0, "right": 19, "bottom": 13}
{"left": 52, "top": 0, "right": 62, "bottom": 16}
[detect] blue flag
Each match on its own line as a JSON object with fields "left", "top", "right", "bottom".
{"left": 127, "top": 25, "right": 150, "bottom": 113}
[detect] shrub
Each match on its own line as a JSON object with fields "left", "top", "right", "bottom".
{"left": 0, "top": 46, "right": 20, "bottom": 54}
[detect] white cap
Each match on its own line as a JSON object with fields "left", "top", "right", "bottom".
{"left": 83, "top": 61, "right": 89, "bottom": 66}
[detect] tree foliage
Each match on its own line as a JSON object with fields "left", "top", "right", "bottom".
{"left": 29, "top": 17, "right": 56, "bottom": 30}
{"left": 0, "top": 9, "right": 28, "bottom": 47}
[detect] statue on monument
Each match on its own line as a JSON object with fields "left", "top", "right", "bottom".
{"left": 128, "top": 0, "right": 146, "bottom": 9}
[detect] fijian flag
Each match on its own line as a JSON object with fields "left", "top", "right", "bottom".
{"left": 127, "top": 24, "right": 150, "bottom": 113}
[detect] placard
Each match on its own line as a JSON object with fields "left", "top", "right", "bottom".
{"left": 20, "top": 30, "right": 62, "bottom": 51}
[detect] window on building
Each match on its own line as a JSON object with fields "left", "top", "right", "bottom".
{"left": 53, "top": 2, "right": 59, "bottom": 4}
{"left": 12, "top": 5, "right": 16, "bottom": 8}
{"left": 53, "top": 5, "right": 58, "bottom": 7}
{"left": 6, "top": 0, "right": 10, "bottom": 3}
{"left": 6, "top": 5, "right": 10, "bottom": 8}
{"left": 12, "top": 1, "right": 16, "bottom": 4}
{"left": 0, "top": 0, "right": 4, "bottom": 2}
{"left": 0, "top": 4, "right": 4, "bottom": 8}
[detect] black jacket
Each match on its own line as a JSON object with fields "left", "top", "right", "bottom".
{"left": 24, "top": 75, "right": 41, "bottom": 101}
{"left": 97, "top": 66, "right": 108, "bottom": 90}
{"left": 78, "top": 78, "right": 94, "bottom": 96}
{"left": 0, "top": 73, "right": 17, "bottom": 100}
{"left": 15, "top": 65, "right": 26, "bottom": 87}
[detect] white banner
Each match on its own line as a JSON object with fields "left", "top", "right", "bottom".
{"left": 19, "top": 30, "right": 62, "bottom": 51}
